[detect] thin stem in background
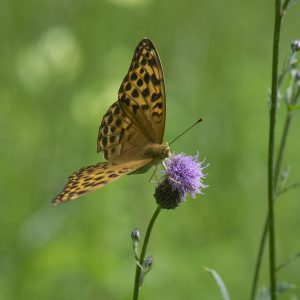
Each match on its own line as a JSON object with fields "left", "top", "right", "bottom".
{"left": 266, "top": 0, "right": 292, "bottom": 297}
{"left": 250, "top": 111, "right": 292, "bottom": 300}
{"left": 250, "top": 83, "right": 298, "bottom": 300}
{"left": 250, "top": 216, "right": 269, "bottom": 300}
{"left": 133, "top": 205, "right": 162, "bottom": 300}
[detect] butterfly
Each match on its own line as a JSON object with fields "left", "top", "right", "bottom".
{"left": 53, "top": 38, "right": 171, "bottom": 204}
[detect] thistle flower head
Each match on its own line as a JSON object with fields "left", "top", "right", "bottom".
{"left": 154, "top": 153, "right": 208, "bottom": 209}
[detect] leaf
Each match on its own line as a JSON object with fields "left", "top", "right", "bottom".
{"left": 276, "top": 281, "right": 296, "bottom": 294}
{"left": 277, "top": 252, "right": 300, "bottom": 272}
{"left": 204, "top": 267, "right": 231, "bottom": 300}
{"left": 257, "top": 282, "right": 296, "bottom": 300}
{"left": 287, "top": 104, "right": 300, "bottom": 111}
{"left": 278, "top": 182, "right": 300, "bottom": 196}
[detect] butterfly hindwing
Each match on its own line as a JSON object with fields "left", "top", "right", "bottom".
{"left": 97, "top": 101, "right": 150, "bottom": 162}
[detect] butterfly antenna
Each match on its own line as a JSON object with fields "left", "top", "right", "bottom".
{"left": 169, "top": 118, "right": 203, "bottom": 146}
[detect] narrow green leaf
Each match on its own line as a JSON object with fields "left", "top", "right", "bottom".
{"left": 258, "top": 282, "right": 296, "bottom": 300}
{"left": 277, "top": 182, "right": 300, "bottom": 196}
{"left": 277, "top": 252, "right": 300, "bottom": 272}
{"left": 288, "top": 104, "right": 300, "bottom": 110}
{"left": 276, "top": 281, "right": 296, "bottom": 294}
{"left": 204, "top": 267, "right": 231, "bottom": 300}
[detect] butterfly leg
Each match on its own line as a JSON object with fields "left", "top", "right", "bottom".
{"left": 169, "top": 177, "right": 181, "bottom": 185}
{"left": 161, "top": 161, "right": 167, "bottom": 171}
{"left": 149, "top": 166, "right": 159, "bottom": 183}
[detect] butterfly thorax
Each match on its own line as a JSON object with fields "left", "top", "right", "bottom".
{"left": 144, "top": 143, "right": 171, "bottom": 162}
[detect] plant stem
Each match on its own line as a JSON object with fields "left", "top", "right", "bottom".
{"left": 250, "top": 216, "right": 269, "bottom": 300}
{"left": 274, "top": 111, "right": 292, "bottom": 189}
{"left": 133, "top": 205, "right": 162, "bottom": 300}
{"left": 250, "top": 61, "right": 296, "bottom": 300}
{"left": 250, "top": 108, "right": 292, "bottom": 300}
{"left": 250, "top": 28, "right": 295, "bottom": 300}
{"left": 267, "top": 0, "right": 283, "bottom": 298}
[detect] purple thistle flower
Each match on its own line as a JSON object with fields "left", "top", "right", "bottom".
{"left": 154, "top": 153, "right": 208, "bottom": 209}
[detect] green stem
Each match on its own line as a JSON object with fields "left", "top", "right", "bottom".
{"left": 282, "top": 0, "right": 291, "bottom": 11}
{"left": 250, "top": 68, "right": 296, "bottom": 300}
{"left": 132, "top": 205, "right": 162, "bottom": 300}
{"left": 250, "top": 217, "right": 269, "bottom": 300}
{"left": 274, "top": 111, "right": 292, "bottom": 189}
{"left": 267, "top": 0, "right": 283, "bottom": 298}
{"left": 250, "top": 107, "right": 295, "bottom": 300}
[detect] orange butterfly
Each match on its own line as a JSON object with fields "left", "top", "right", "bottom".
{"left": 53, "top": 39, "right": 170, "bottom": 204}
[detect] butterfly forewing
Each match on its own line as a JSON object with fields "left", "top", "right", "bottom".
{"left": 53, "top": 158, "right": 152, "bottom": 204}
{"left": 97, "top": 39, "right": 166, "bottom": 161}
{"left": 118, "top": 39, "right": 166, "bottom": 143}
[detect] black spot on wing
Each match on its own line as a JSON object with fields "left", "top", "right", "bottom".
{"left": 130, "top": 72, "right": 138, "bottom": 80}
{"left": 102, "top": 136, "right": 108, "bottom": 146}
{"left": 103, "top": 126, "right": 109, "bottom": 135}
{"left": 137, "top": 79, "right": 143, "bottom": 87}
{"left": 151, "top": 74, "right": 160, "bottom": 86}
{"left": 115, "top": 118, "right": 122, "bottom": 126}
{"left": 109, "top": 136, "right": 116, "bottom": 143}
{"left": 132, "top": 104, "right": 139, "bottom": 114}
{"left": 141, "top": 58, "right": 147, "bottom": 65}
{"left": 144, "top": 73, "right": 150, "bottom": 83}
{"left": 108, "top": 173, "right": 118, "bottom": 178}
{"left": 131, "top": 89, "right": 139, "bottom": 98}
{"left": 107, "top": 114, "right": 113, "bottom": 124}
{"left": 151, "top": 92, "right": 161, "bottom": 102}
{"left": 153, "top": 102, "right": 162, "bottom": 109}
{"left": 142, "top": 88, "right": 149, "bottom": 97}
{"left": 125, "top": 82, "right": 132, "bottom": 91}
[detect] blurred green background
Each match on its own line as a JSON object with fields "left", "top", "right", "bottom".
{"left": 1, "top": 0, "right": 300, "bottom": 299}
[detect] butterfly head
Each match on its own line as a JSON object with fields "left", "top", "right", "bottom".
{"left": 144, "top": 143, "right": 171, "bottom": 163}
{"left": 161, "top": 144, "right": 171, "bottom": 159}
